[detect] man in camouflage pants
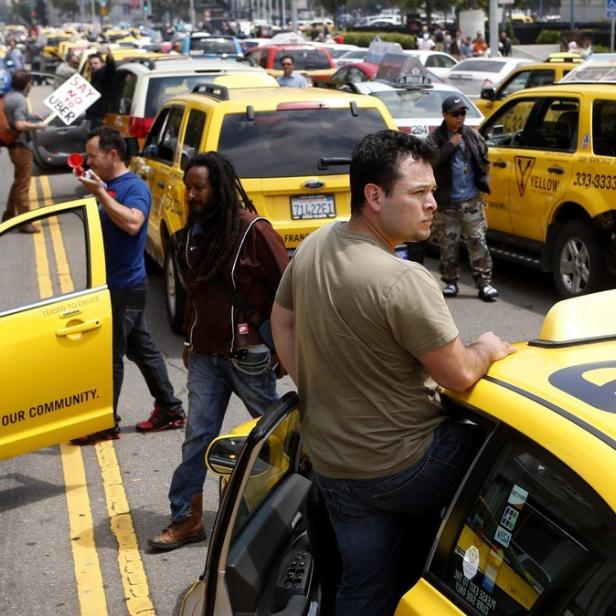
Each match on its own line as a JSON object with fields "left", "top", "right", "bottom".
{"left": 427, "top": 96, "right": 498, "bottom": 301}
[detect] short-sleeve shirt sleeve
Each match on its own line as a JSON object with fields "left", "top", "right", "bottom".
{"left": 275, "top": 258, "right": 294, "bottom": 310}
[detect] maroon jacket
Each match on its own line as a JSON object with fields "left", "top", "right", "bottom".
{"left": 176, "top": 210, "right": 289, "bottom": 356}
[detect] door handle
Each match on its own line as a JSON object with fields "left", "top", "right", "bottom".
{"left": 56, "top": 320, "right": 101, "bottom": 337}
{"left": 156, "top": 181, "right": 165, "bottom": 188}
{"left": 492, "top": 160, "right": 507, "bottom": 168}
{"left": 547, "top": 166, "right": 564, "bottom": 175}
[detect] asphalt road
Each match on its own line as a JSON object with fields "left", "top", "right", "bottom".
{"left": 0, "top": 82, "right": 561, "bottom": 616}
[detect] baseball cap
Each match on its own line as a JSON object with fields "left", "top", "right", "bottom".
{"left": 442, "top": 96, "right": 468, "bottom": 114}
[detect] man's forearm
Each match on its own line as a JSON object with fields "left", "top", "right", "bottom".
{"left": 99, "top": 192, "right": 144, "bottom": 235}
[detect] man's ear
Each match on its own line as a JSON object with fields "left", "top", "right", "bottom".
{"left": 363, "top": 182, "right": 383, "bottom": 213}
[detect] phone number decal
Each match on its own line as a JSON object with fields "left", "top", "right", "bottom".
{"left": 573, "top": 172, "right": 616, "bottom": 189}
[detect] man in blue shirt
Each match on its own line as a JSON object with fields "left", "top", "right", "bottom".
{"left": 427, "top": 96, "right": 498, "bottom": 301}
{"left": 72, "top": 127, "right": 185, "bottom": 444}
{"left": 277, "top": 55, "right": 309, "bottom": 87}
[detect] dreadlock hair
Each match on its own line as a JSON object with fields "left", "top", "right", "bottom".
{"left": 183, "top": 152, "right": 257, "bottom": 284}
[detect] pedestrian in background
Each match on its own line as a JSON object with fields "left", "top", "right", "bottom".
{"left": 72, "top": 127, "right": 186, "bottom": 444}
{"left": 6, "top": 39, "right": 24, "bottom": 72}
{"left": 277, "top": 55, "right": 309, "bottom": 87}
{"left": 148, "top": 152, "right": 288, "bottom": 550}
{"left": 85, "top": 49, "right": 116, "bottom": 128}
{"left": 54, "top": 51, "right": 80, "bottom": 89}
{"left": 499, "top": 31, "right": 512, "bottom": 57}
{"left": 271, "top": 129, "right": 515, "bottom": 615}
{"left": 472, "top": 32, "right": 488, "bottom": 56}
{"left": 460, "top": 36, "right": 474, "bottom": 58}
{"left": 427, "top": 96, "right": 498, "bottom": 301}
{"left": 2, "top": 69, "right": 50, "bottom": 232}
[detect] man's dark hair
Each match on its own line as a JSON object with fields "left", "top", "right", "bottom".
{"left": 11, "top": 69, "right": 31, "bottom": 92}
{"left": 87, "top": 126, "right": 127, "bottom": 160}
{"left": 183, "top": 151, "right": 257, "bottom": 284}
{"left": 279, "top": 54, "right": 295, "bottom": 65}
{"left": 88, "top": 53, "right": 104, "bottom": 63}
{"left": 350, "top": 130, "right": 437, "bottom": 215}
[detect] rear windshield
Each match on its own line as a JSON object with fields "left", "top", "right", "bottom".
{"left": 273, "top": 49, "right": 331, "bottom": 70}
{"left": 451, "top": 60, "right": 507, "bottom": 73}
{"left": 218, "top": 108, "right": 388, "bottom": 177}
{"left": 145, "top": 75, "right": 222, "bottom": 117}
{"left": 190, "top": 37, "right": 237, "bottom": 56}
{"left": 372, "top": 89, "right": 481, "bottom": 118}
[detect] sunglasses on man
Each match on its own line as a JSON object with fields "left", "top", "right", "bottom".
{"left": 448, "top": 109, "right": 467, "bottom": 117}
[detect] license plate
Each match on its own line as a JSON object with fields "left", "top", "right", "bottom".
{"left": 290, "top": 194, "right": 336, "bottom": 220}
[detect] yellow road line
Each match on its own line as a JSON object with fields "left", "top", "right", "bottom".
{"left": 38, "top": 174, "right": 156, "bottom": 616}
{"left": 96, "top": 443, "right": 156, "bottom": 615}
{"left": 32, "top": 175, "right": 108, "bottom": 614}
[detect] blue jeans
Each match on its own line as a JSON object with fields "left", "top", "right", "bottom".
{"left": 111, "top": 284, "right": 182, "bottom": 424}
{"left": 168, "top": 351, "right": 278, "bottom": 521}
{"left": 316, "top": 420, "right": 482, "bottom": 616}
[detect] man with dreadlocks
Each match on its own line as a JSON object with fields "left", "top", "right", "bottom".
{"left": 148, "top": 152, "right": 289, "bottom": 551}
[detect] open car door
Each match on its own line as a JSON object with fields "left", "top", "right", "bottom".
{"left": 181, "top": 392, "right": 323, "bottom": 616}
{"left": 0, "top": 198, "right": 113, "bottom": 459}
{"left": 31, "top": 115, "right": 90, "bottom": 171}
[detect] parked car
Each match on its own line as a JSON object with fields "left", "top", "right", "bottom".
{"left": 245, "top": 43, "right": 337, "bottom": 83}
{"left": 182, "top": 33, "right": 243, "bottom": 59}
{"left": 129, "top": 85, "right": 395, "bottom": 331}
{"left": 348, "top": 78, "right": 483, "bottom": 137}
{"left": 404, "top": 50, "right": 459, "bottom": 79}
{"left": 445, "top": 57, "right": 533, "bottom": 98}
{"left": 179, "top": 290, "right": 616, "bottom": 616}
{"left": 334, "top": 47, "right": 370, "bottom": 67}
{"left": 479, "top": 74, "right": 616, "bottom": 297}
{"left": 475, "top": 61, "right": 579, "bottom": 116}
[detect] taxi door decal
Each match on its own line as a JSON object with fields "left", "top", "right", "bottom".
{"left": 514, "top": 156, "right": 535, "bottom": 197}
{"left": 549, "top": 361, "right": 616, "bottom": 412}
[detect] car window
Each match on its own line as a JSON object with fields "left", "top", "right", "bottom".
{"left": 180, "top": 109, "right": 206, "bottom": 170}
{"left": 274, "top": 49, "right": 331, "bottom": 70}
{"left": 482, "top": 98, "right": 538, "bottom": 146}
{"left": 332, "top": 68, "right": 349, "bottom": 85}
{"left": 217, "top": 107, "right": 389, "bottom": 177}
{"left": 435, "top": 436, "right": 616, "bottom": 616}
{"left": 452, "top": 60, "right": 507, "bottom": 73}
{"left": 526, "top": 69, "right": 555, "bottom": 88}
{"left": 521, "top": 98, "right": 579, "bottom": 151}
{"left": 0, "top": 210, "right": 88, "bottom": 314}
{"left": 231, "top": 409, "right": 301, "bottom": 540}
{"left": 373, "top": 89, "right": 481, "bottom": 119}
{"left": 144, "top": 106, "right": 184, "bottom": 163}
{"left": 189, "top": 36, "right": 237, "bottom": 56}
{"left": 145, "top": 75, "right": 214, "bottom": 118}
{"left": 499, "top": 70, "right": 534, "bottom": 99}
{"left": 592, "top": 99, "right": 616, "bottom": 156}
{"left": 144, "top": 106, "right": 171, "bottom": 150}
{"left": 117, "top": 71, "right": 137, "bottom": 114}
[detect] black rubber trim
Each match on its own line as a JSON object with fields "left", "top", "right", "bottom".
{"left": 528, "top": 334, "right": 616, "bottom": 348}
{"left": 484, "top": 376, "right": 616, "bottom": 450}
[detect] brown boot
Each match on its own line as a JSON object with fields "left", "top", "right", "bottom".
{"left": 148, "top": 493, "right": 206, "bottom": 551}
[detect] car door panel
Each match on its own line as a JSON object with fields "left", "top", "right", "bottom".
{"left": 226, "top": 473, "right": 312, "bottom": 614}
{"left": 32, "top": 115, "right": 90, "bottom": 170}
{"left": 0, "top": 199, "right": 113, "bottom": 459}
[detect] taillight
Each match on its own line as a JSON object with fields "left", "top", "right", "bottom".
{"left": 128, "top": 116, "right": 155, "bottom": 139}
{"left": 276, "top": 101, "right": 328, "bottom": 110}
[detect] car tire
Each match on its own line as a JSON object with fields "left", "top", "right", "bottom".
{"left": 164, "top": 249, "right": 186, "bottom": 335}
{"left": 552, "top": 219, "right": 605, "bottom": 298}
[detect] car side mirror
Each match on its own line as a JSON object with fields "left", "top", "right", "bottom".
{"left": 481, "top": 86, "right": 496, "bottom": 100}
{"left": 142, "top": 143, "right": 158, "bottom": 158}
{"left": 206, "top": 436, "right": 246, "bottom": 475}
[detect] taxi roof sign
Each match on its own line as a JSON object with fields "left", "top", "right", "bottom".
{"left": 376, "top": 53, "right": 430, "bottom": 85}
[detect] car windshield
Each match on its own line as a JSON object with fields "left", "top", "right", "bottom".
{"left": 145, "top": 74, "right": 225, "bottom": 117}
{"left": 218, "top": 108, "right": 388, "bottom": 177}
{"left": 274, "top": 49, "right": 331, "bottom": 70}
{"left": 451, "top": 60, "right": 507, "bottom": 73}
{"left": 372, "top": 89, "right": 481, "bottom": 118}
{"left": 190, "top": 37, "right": 237, "bottom": 56}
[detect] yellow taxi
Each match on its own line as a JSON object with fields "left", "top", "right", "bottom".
{"left": 477, "top": 70, "right": 616, "bottom": 298}
{"left": 0, "top": 199, "right": 114, "bottom": 461}
{"left": 475, "top": 61, "right": 579, "bottom": 116}
{"left": 180, "top": 290, "right": 616, "bottom": 616}
{"left": 42, "top": 31, "right": 74, "bottom": 71}
{"left": 130, "top": 85, "right": 395, "bottom": 332}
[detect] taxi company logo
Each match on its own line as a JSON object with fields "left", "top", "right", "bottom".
{"left": 514, "top": 156, "right": 536, "bottom": 197}
{"left": 549, "top": 361, "right": 616, "bottom": 412}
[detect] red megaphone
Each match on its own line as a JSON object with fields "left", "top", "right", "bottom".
{"left": 68, "top": 152, "right": 85, "bottom": 176}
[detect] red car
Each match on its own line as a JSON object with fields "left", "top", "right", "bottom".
{"left": 245, "top": 44, "right": 337, "bottom": 83}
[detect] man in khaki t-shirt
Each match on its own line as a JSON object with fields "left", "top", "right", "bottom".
{"left": 272, "top": 130, "right": 515, "bottom": 616}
